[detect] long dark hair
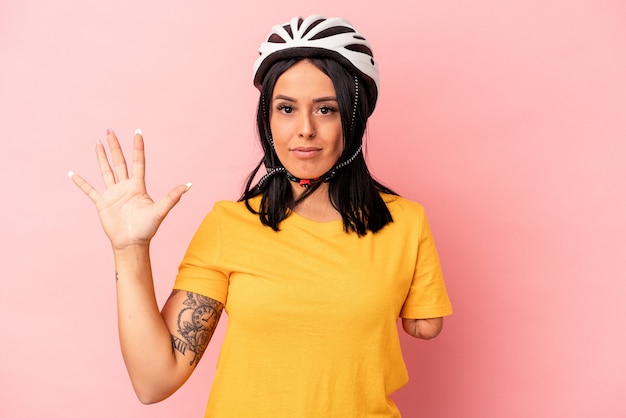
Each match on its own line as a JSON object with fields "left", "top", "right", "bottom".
{"left": 239, "top": 57, "right": 397, "bottom": 236}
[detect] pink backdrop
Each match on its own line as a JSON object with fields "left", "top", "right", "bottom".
{"left": 1, "top": 1, "right": 625, "bottom": 417}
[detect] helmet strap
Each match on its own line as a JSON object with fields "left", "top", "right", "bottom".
{"left": 351, "top": 75, "right": 359, "bottom": 136}
{"left": 256, "top": 144, "right": 362, "bottom": 188}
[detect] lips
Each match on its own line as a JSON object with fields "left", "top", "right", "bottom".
{"left": 291, "top": 147, "right": 322, "bottom": 159}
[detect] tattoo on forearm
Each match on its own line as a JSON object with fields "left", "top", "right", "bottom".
{"left": 170, "top": 292, "right": 222, "bottom": 366}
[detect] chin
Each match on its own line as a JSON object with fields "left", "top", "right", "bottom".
{"left": 287, "top": 164, "right": 335, "bottom": 181}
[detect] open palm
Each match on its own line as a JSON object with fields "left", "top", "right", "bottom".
{"left": 70, "top": 129, "right": 190, "bottom": 250}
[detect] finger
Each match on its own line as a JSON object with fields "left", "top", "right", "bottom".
{"left": 96, "top": 140, "right": 116, "bottom": 187}
{"left": 68, "top": 171, "right": 100, "bottom": 203}
{"left": 132, "top": 129, "right": 146, "bottom": 180}
{"left": 106, "top": 129, "right": 129, "bottom": 181}
{"left": 153, "top": 183, "right": 192, "bottom": 220}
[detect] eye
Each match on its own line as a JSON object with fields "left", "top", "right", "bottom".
{"left": 319, "top": 106, "right": 337, "bottom": 115}
{"left": 277, "top": 104, "right": 294, "bottom": 114}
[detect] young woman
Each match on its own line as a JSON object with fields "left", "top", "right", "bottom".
{"left": 70, "top": 15, "right": 452, "bottom": 417}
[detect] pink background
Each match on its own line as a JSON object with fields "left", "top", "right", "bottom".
{"left": 1, "top": 0, "right": 625, "bottom": 417}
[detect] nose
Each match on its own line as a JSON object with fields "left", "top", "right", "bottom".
{"left": 298, "top": 114, "right": 316, "bottom": 139}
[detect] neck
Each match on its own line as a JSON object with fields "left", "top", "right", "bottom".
{"left": 290, "top": 182, "right": 341, "bottom": 222}
{"left": 290, "top": 180, "right": 327, "bottom": 199}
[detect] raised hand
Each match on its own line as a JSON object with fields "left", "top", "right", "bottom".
{"left": 69, "top": 129, "right": 191, "bottom": 250}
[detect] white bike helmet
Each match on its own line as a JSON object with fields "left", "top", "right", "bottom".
{"left": 253, "top": 15, "right": 380, "bottom": 115}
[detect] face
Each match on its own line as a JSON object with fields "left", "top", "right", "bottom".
{"left": 269, "top": 60, "right": 343, "bottom": 181}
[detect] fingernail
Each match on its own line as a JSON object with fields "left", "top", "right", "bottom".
{"left": 134, "top": 128, "right": 142, "bottom": 135}
{"left": 185, "top": 182, "right": 193, "bottom": 191}
{"left": 107, "top": 128, "right": 114, "bottom": 135}
{"left": 96, "top": 139, "right": 102, "bottom": 145}
{"left": 67, "top": 171, "right": 75, "bottom": 178}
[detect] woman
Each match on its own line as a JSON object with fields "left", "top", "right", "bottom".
{"left": 70, "top": 15, "right": 452, "bottom": 417}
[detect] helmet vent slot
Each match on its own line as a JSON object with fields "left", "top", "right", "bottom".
{"left": 301, "top": 18, "right": 325, "bottom": 38}
{"left": 268, "top": 33, "right": 287, "bottom": 43}
{"left": 310, "top": 26, "right": 355, "bottom": 41}
{"left": 345, "top": 44, "right": 373, "bottom": 58}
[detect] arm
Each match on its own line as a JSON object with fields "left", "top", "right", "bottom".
{"left": 115, "top": 246, "right": 223, "bottom": 403}
{"left": 401, "top": 317, "right": 444, "bottom": 340}
{"left": 70, "top": 129, "right": 220, "bottom": 402}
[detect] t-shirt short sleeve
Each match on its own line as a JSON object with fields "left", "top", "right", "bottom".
{"left": 174, "top": 206, "right": 230, "bottom": 304}
{"left": 399, "top": 208, "right": 453, "bottom": 319}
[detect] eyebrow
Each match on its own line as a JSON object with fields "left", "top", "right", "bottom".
{"left": 273, "top": 94, "right": 338, "bottom": 103}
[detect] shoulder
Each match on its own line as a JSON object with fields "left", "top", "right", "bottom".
{"left": 190, "top": 198, "right": 263, "bottom": 243}
{"left": 193, "top": 198, "right": 255, "bottom": 228}
{"left": 381, "top": 193, "right": 426, "bottom": 219}
{"left": 209, "top": 196, "right": 262, "bottom": 217}
{"left": 377, "top": 193, "right": 435, "bottom": 239}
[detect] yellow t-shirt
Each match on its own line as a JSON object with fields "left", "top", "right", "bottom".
{"left": 174, "top": 194, "right": 452, "bottom": 417}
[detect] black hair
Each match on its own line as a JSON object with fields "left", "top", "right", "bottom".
{"left": 239, "top": 57, "right": 397, "bottom": 236}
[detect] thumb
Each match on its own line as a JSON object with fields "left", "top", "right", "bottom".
{"left": 154, "top": 182, "right": 192, "bottom": 220}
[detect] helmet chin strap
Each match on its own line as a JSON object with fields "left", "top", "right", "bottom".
{"left": 284, "top": 173, "right": 319, "bottom": 189}
{"left": 257, "top": 144, "right": 362, "bottom": 188}
{"left": 290, "top": 176, "right": 320, "bottom": 189}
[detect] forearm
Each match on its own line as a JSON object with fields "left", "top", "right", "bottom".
{"left": 113, "top": 245, "right": 180, "bottom": 403}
